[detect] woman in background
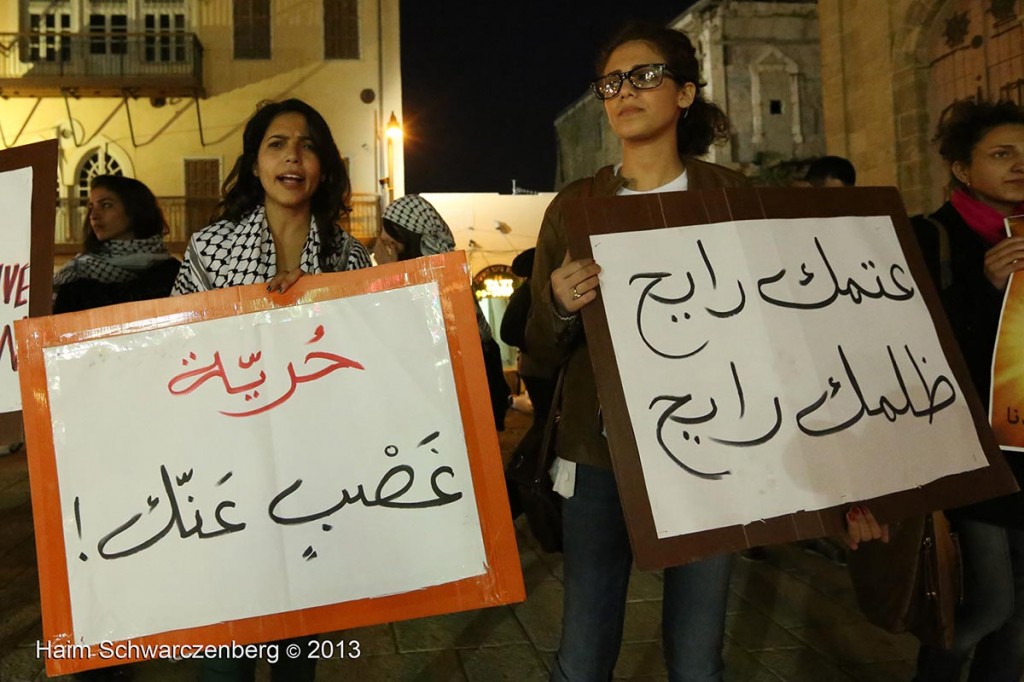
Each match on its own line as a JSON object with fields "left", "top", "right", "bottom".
{"left": 501, "top": 247, "right": 556, "bottom": 427}
{"left": 911, "top": 98, "right": 1024, "bottom": 682}
{"left": 55, "top": 175, "right": 174, "bottom": 682}
{"left": 374, "top": 193, "right": 511, "bottom": 431}
{"left": 53, "top": 175, "right": 179, "bottom": 314}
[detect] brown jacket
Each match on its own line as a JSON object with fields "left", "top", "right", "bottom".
{"left": 525, "top": 160, "right": 749, "bottom": 469}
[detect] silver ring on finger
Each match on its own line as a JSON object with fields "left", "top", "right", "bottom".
{"left": 572, "top": 286, "right": 582, "bottom": 300}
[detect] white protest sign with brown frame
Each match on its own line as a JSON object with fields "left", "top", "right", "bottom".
{"left": 0, "top": 140, "right": 57, "bottom": 415}
{"left": 564, "top": 186, "right": 1016, "bottom": 570}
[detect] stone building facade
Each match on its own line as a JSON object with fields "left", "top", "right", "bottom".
{"left": 554, "top": 0, "right": 822, "bottom": 188}
{"left": 818, "top": 0, "right": 1023, "bottom": 215}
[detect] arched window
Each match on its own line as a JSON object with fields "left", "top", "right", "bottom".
{"left": 76, "top": 148, "right": 124, "bottom": 200}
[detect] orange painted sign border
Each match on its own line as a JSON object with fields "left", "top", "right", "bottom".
{"left": 16, "top": 251, "right": 524, "bottom": 676}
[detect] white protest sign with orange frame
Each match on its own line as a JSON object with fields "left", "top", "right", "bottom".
{"left": 17, "top": 251, "right": 524, "bottom": 676}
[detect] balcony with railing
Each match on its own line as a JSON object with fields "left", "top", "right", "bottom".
{"left": 0, "top": 31, "right": 203, "bottom": 97}
{"left": 54, "top": 194, "right": 382, "bottom": 260}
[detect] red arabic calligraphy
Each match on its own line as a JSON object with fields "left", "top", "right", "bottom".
{"left": 167, "top": 324, "right": 364, "bottom": 418}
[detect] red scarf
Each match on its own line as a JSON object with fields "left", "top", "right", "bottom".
{"left": 950, "top": 188, "right": 1024, "bottom": 246}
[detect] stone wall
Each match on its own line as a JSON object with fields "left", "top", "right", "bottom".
{"left": 553, "top": 96, "right": 618, "bottom": 189}
{"left": 815, "top": 0, "right": 1018, "bottom": 215}
{"left": 686, "top": 1, "right": 822, "bottom": 166}
{"left": 815, "top": 0, "right": 921, "bottom": 206}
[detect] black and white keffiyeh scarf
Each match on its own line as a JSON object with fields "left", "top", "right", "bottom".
{"left": 173, "top": 206, "right": 371, "bottom": 295}
{"left": 381, "top": 195, "right": 497, "bottom": 341}
{"left": 53, "top": 236, "right": 174, "bottom": 288}
{"left": 382, "top": 195, "right": 456, "bottom": 256}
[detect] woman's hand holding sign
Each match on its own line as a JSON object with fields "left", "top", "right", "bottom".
{"left": 551, "top": 252, "right": 602, "bottom": 317}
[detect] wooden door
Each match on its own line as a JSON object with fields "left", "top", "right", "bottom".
{"left": 184, "top": 159, "right": 220, "bottom": 238}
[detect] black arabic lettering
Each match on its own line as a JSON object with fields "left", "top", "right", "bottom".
{"left": 903, "top": 346, "right": 956, "bottom": 423}
{"left": 795, "top": 344, "right": 957, "bottom": 437}
{"left": 269, "top": 435, "right": 463, "bottom": 524}
{"left": 630, "top": 242, "right": 748, "bottom": 359}
{"left": 268, "top": 463, "right": 463, "bottom": 525}
{"left": 697, "top": 240, "right": 746, "bottom": 318}
{"left": 648, "top": 361, "right": 783, "bottom": 477}
{"left": 97, "top": 465, "right": 245, "bottom": 560}
{"left": 758, "top": 237, "right": 916, "bottom": 310}
{"left": 707, "top": 362, "right": 783, "bottom": 447}
{"left": 649, "top": 394, "right": 729, "bottom": 480}
{"left": 630, "top": 272, "right": 704, "bottom": 359}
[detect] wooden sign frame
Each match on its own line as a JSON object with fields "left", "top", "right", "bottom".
{"left": 16, "top": 251, "right": 524, "bottom": 676}
{"left": 564, "top": 186, "right": 1017, "bottom": 570}
{"left": 1, "top": 139, "right": 57, "bottom": 419}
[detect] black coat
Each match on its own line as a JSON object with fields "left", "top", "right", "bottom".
{"left": 53, "top": 258, "right": 181, "bottom": 314}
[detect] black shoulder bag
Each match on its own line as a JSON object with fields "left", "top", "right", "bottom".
{"left": 504, "top": 366, "right": 565, "bottom": 553}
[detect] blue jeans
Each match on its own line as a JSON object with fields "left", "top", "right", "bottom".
{"left": 915, "top": 519, "right": 1024, "bottom": 682}
{"left": 550, "top": 464, "right": 731, "bottom": 682}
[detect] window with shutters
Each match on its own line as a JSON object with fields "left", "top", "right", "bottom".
{"left": 184, "top": 159, "right": 221, "bottom": 236}
{"left": 234, "top": 0, "right": 271, "bottom": 60}
{"left": 28, "top": 12, "right": 72, "bottom": 62}
{"left": 88, "top": 14, "right": 128, "bottom": 55}
{"left": 324, "top": 0, "right": 359, "bottom": 59}
{"left": 145, "top": 12, "right": 186, "bottom": 62}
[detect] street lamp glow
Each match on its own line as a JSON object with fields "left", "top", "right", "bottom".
{"left": 383, "top": 111, "right": 402, "bottom": 203}
{"left": 385, "top": 112, "right": 403, "bottom": 140}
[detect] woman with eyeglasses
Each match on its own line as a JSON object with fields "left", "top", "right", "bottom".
{"left": 525, "top": 23, "right": 743, "bottom": 682}
{"left": 526, "top": 23, "right": 886, "bottom": 682}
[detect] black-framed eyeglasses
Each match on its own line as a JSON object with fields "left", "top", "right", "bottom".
{"left": 591, "top": 63, "right": 676, "bottom": 100}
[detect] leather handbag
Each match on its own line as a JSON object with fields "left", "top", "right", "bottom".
{"left": 848, "top": 511, "right": 961, "bottom": 649}
{"left": 504, "top": 367, "right": 565, "bottom": 553}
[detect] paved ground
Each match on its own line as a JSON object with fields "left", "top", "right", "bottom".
{"left": 0, "top": 407, "right": 926, "bottom": 681}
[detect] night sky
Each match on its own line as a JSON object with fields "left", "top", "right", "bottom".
{"left": 399, "top": 1, "right": 696, "bottom": 194}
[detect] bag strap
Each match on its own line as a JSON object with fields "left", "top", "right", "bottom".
{"left": 533, "top": 365, "right": 566, "bottom": 482}
{"left": 919, "top": 214, "right": 952, "bottom": 290}
{"left": 928, "top": 510, "right": 962, "bottom": 649}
